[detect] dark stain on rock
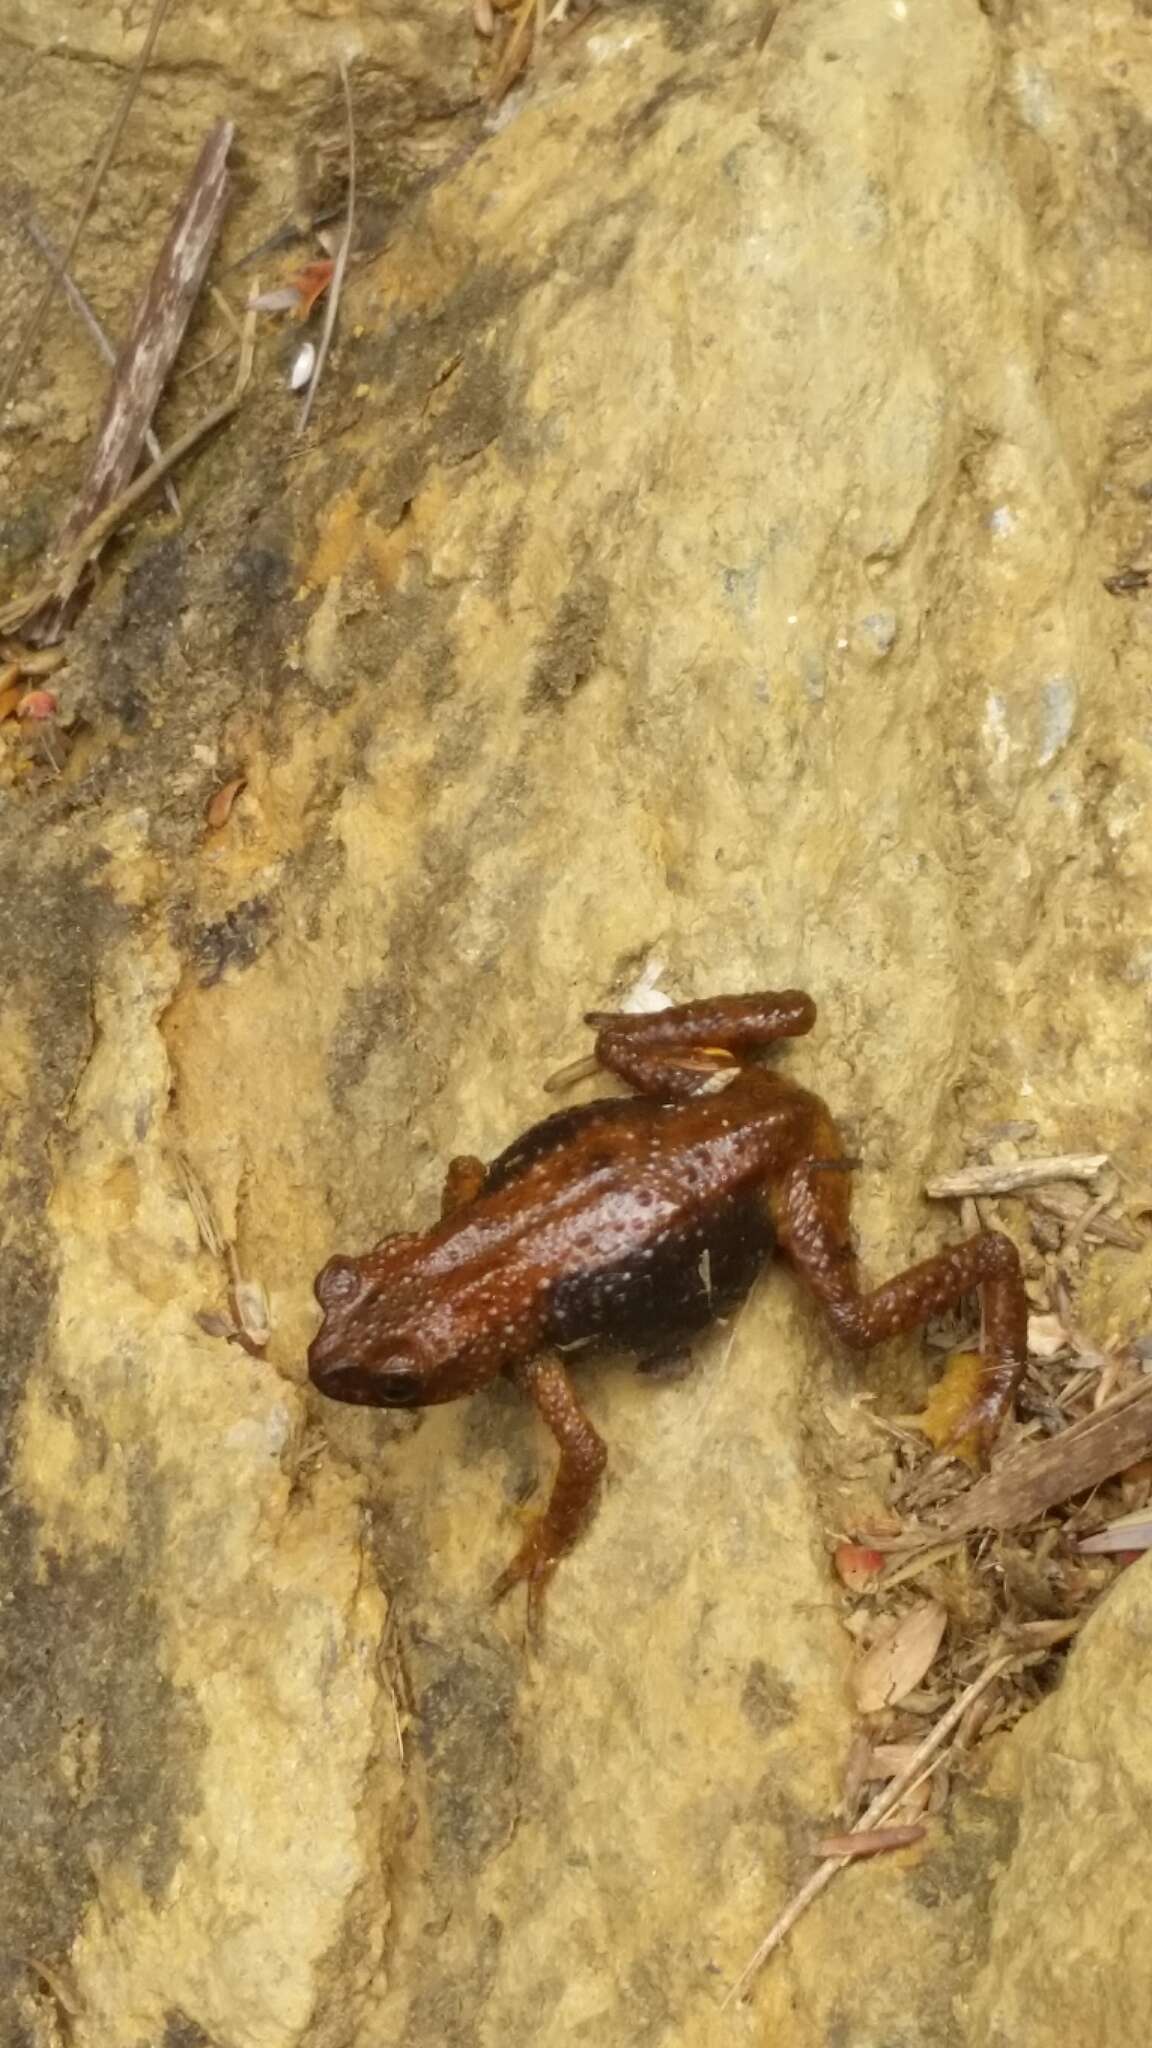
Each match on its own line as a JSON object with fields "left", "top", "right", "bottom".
{"left": 0, "top": 864, "right": 205, "bottom": 2027}
{"left": 413, "top": 1646, "right": 521, "bottom": 1875}
{"left": 529, "top": 574, "right": 610, "bottom": 706}
{"left": 460, "top": 1375, "right": 540, "bottom": 1505}
{"left": 740, "top": 1657, "right": 798, "bottom": 1735}
{"left": 118, "top": 533, "right": 188, "bottom": 637}
{"left": 486, "top": 506, "right": 527, "bottom": 616}
{"left": 326, "top": 974, "right": 420, "bottom": 1114}
{"left": 908, "top": 1786, "right": 1020, "bottom": 1917}
{"left": 1093, "top": 89, "right": 1152, "bottom": 241}
{"left": 163, "top": 2010, "right": 221, "bottom": 2048}
{"left": 399, "top": 1910, "right": 504, "bottom": 2048}
{"left": 225, "top": 537, "right": 291, "bottom": 613}
{"left": 353, "top": 268, "right": 528, "bottom": 507}
{"left": 621, "top": 70, "right": 711, "bottom": 144}
{"left": 191, "top": 896, "right": 275, "bottom": 986}
{"left": 0, "top": 495, "right": 52, "bottom": 573}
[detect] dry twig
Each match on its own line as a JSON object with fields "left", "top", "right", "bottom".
{"left": 296, "top": 58, "right": 356, "bottom": 436}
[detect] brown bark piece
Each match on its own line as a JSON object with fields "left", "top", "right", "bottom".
{"left": 934, "top": 1383, "right": 1152, "bottom": 1538}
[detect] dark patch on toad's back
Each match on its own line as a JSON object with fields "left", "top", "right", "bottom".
{"left": 482, "top": 1093, "right": 668, "bottom": 1194}
{"left": 544, "top": 1190, "right": 772, "bottom": 1354}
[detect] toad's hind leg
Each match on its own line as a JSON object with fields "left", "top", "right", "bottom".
{"left": 769, "top": 1157, "right": 1028, "bottom": 1448}
{"left": 588, "top": 989, "right": 817, "bottom": 1098}
{"left": 491, "top": 1354, "right": 607, "bottom": 1631}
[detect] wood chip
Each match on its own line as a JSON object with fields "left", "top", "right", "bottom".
{"left": 925, "top": 1155, "right": 1108, "bottom": 1199}
{"left": 1027, "top": 1313, "right": 1069, "bottom": 1359}
{"left": 932, "top": 1381, "right": 1152, "bottom": 1538}
{"left": 839, "top": 1727, "right": 873, "bottom": 1817}
{"left": 174, "top": 1151, "right": 227, "bottom": 1258}
{"left": 851, "top": 1599, "right": 948, "bottom": 1713}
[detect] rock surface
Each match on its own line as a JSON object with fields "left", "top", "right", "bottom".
{"left": 2, "top": 0, "right": 1151, "bottom": 2044}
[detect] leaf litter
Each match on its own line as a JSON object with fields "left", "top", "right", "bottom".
{"left": 728, "top": 1121, "right": 1149, "bottom": 2004}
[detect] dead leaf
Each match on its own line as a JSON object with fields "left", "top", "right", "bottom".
{"left": 16, "top": 689, "right": 58, "bottom": 720}
{"left": 833, "top": 1542, "right": 886, "bottom": 1591}
{"left": 908, "top": 1350, "right": 985, "bottom": 1462}
{"left": 0, "top": 682, "right": 23, "bottom": 721}
{"left": 205, "top": 774, "right": 246, "bottom": 828}
{"left": 867, "top": 1742, "right": 922, "bottom": 1779}
{"left": 851, "top": 1599, "right": 948, "bottom": 1713}
{"left": 288, "top": 259, "right": 334, "bottom": 320}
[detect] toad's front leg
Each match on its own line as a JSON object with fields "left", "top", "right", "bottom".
{"left": 491, "top": 1354, "right": 607, "bottom": 1630}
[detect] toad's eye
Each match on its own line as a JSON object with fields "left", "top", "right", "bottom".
{"left": 374, "top": 1362, "right": 422, "bottom": 1405}
{"left": 316, "top": 1258, "right": 360, "bottom": 1309}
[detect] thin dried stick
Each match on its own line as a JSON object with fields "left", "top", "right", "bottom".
{"left": 723, "top": 1656, "right": 1011, "bottom": 2006}
{"left": 0, "top": 0, "right": 175, "bottom": 414}
{"left": 925, "top": 1155, "right": 1108, "bottom": 1200}
{"left": 296, "top": 57, "right": 356, "bottom": 436}
{"left": 20, "top": 210, "right": 179, "bottom": 515}
{"left": 0, "top": 301, "right": 256, "bottom": 637}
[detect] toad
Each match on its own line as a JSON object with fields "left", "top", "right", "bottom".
{"left": 309, "top": 991, "right": 1026, "bottom": 1618}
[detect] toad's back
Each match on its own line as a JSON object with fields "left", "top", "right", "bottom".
{"left": 454, "top": 1082, "right": 789, "bottom": 1352}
